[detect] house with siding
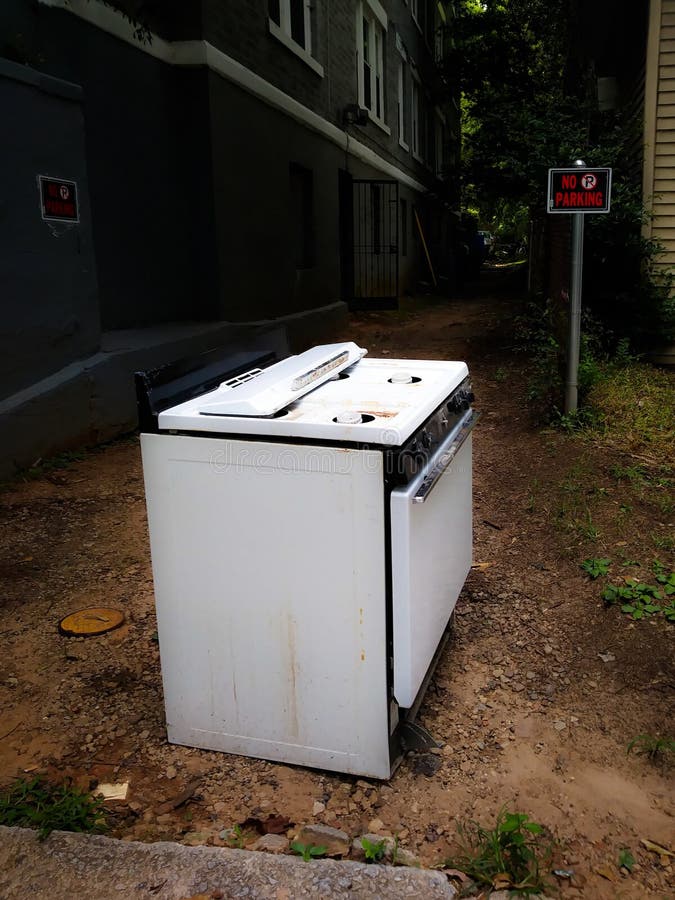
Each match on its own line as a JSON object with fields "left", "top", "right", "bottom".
{"left": 0, "top": 0, "right": 460, "bottom": 475}
{"left": 544, "top": 0, "right": 674, "bottom": 349}
{"left": 643, "top": 0, "right": 675, "bottom": 276}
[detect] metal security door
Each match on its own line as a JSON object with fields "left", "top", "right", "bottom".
{"left": 351, "top": 179, "right": 399, "bottom": 310}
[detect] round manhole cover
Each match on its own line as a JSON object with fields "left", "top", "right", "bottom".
{"left": 58, "top": 607, "right": 125, "bottom": 637}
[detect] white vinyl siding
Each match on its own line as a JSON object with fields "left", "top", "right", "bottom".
{"left": 645, "top": 0, "right": 675, "bottom": 274}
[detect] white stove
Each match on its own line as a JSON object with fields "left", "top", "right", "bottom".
{"left": 138, "top": 341, "right": 478, "bottom": 778}
{"left": 158, "top": 342, "right": 468, "bottom": 446}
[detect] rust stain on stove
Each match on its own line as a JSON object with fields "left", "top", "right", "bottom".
{"left": 362, "top": 409, "right": 397, "bottom": 418}
{"left": 287, "top": 614, "right": 299, "bottom": 740}
{"left": 360, "top": 649, "right": 366, "bottom": 662}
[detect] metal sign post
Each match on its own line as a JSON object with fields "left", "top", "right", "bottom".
{"left": 567, "top": 205, "right": 585, "bottom": 414}
{"left": 547, "top": 161, "right": 613, "bottom": 414}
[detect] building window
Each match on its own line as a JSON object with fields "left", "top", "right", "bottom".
{"left": 269, "top": 0, "right": 324, "bottom": 77}
{"left": 357, "top": 1, "right": 388, "bottom": 129}
{"left": 434, "top": 1, "right": 446, "bottom": 63}
{"left": 269, "top": 0, "right": 311, "bottom": 52}
{"left": 411, "top": 70, "right": 431, "bottom": 164}
{"left": 397, "top": 51, "right": 410, "bottom": 150}
{"left": 411, "top": 76, "right": 421, "bottom": 159}
{"left": 289, "top": 164, "right": 314, "bottom": 269}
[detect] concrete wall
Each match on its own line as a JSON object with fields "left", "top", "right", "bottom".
{"left": 208, "top": 73, "right": 345, "bottom": 320}
{"left": 0, "top": 59, "right": 100, "bottom": 399}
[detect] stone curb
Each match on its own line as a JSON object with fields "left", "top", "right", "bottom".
{"left": 0, "top": 826, "right": 457, "bottom": 899}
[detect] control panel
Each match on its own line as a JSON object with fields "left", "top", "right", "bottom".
{"left": 387, "top": 377, "right": 473, "bottom": 484}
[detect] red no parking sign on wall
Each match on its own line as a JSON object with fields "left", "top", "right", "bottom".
{"left": 547, "top": 167, "right": 612, "bottom": 214}
{"left": 38, "top": 175, "right": 80, "bottom": 223}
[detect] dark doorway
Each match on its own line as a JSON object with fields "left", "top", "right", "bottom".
{"left": 339, "top": 173, "right": 399, "bottom": 310}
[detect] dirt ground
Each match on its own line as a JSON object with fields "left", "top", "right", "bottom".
{"left": 1, "top": 269, "right": 673, "bottom": 898}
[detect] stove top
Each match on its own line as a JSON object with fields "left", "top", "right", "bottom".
{"left": 158, "top": 344, "right": 468, "bottom": 446}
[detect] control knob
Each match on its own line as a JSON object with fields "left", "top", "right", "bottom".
{"left": 447, "top": 389, "right": 474, "bottom": 413}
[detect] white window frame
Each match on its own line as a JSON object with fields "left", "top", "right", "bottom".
{"left": 434, "top": 1, "right": 446, "bottom": 64}
{"left": 356, "top": 0, "right": 390, "bottom": 134}
{"left": 411, "top": 70, "right": 422, "bottom": 162}
{"left": 396, "top": 36, "right": 410, "bottom": 151}
{"left": 269, "top": 0, "right": 324, "bottom": 78}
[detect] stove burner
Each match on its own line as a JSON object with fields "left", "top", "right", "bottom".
{"left": 389, "top": 373, "right": 422, "bottom": 384}
{"left": 333, "top": 412, "right": 376, "bottom": 424}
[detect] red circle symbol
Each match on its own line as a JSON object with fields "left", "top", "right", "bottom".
{"left": 581, "top": 173, "right": 597, "bottom": 190}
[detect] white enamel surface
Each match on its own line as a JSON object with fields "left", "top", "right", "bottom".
{"left": 198, "top": 342, "right": 366, "bottom": 417}
{"left": 141, "top": 433, "right": 392, "bottom": 778}
{"left": 390, "top": 432, "right": 473, "bottom": 708}
{"left": 159, "top": 357, "right": 468, "bottom": 444}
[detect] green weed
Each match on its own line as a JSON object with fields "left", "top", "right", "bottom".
{"left": 0, "top": 776, "right": 106, "bottom": 840}
{"left": 581, "top": 557, "right": 611, "bottom": 579}
{"left": 361, "top": 836, "right": 387, "bottom": 863}
{"left": 221, "top": 823, "right": 246, "bottom": 848}
{"left": 618, "top": 848, "right": 636, "bottom": 871}
{"left": 391, "top": 833, "right": 400, "bottom": 866}
{"left": 290, "top": 841, "right": 328, "bottom": 861}
{"left": 610, "top": 464, "right": 649, "bottom": 486}
{"left": 602, "top": 565, "right": 674, "bottom": 620}
{"left": 445, "top": 808, "right": 553, "bottom": 894}
{"left": 652, "top": 532, "right": 675, "bottom": 552}
{"left": 23, "top": 449, "right": 88, "bottom": 480}
{"left": 627, "top": 734, "right": 675, "bottom": 762}
{"left": 575, "top": 513, "right": 599, "bottom": 542}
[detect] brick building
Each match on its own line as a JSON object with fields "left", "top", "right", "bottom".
{"left": 3, "top": 0, "right": 460, "bottom": 326}
{"left": 0, "top": 0, "right": 460, "bottom": 474}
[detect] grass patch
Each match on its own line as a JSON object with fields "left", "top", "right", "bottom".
{"left": 0, "top": 776, "right": 107, "bottom": 840}
{"left": 445, "top": 808, "right": 553, "bottom": 894}
{"left": 627, "top": 734, "right": 675, "bottom": 762}
{"left": 586, "top": 363, "right": 675, "bottom": 466}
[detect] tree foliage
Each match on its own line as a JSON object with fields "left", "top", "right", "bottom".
{"left": 451, "top": 0, "right": 673, "bottom": 345}
{"left": 452, "top": 0, "right": 588, "bottom": 215}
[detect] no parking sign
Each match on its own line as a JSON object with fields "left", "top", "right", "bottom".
{"left": 547, "top": 167, "right": 612, "bottom": 214}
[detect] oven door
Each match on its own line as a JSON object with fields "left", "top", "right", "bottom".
{"left": 390, "top": 411, "right": 478, "bottom": 708}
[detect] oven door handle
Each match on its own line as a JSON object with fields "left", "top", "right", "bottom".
{"left": 412, "top": 410, "right": 481, "bottom": 504}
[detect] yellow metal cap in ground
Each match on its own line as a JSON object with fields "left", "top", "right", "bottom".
{"left": 58, "top": 607, "right": 125, "bottom": 636}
